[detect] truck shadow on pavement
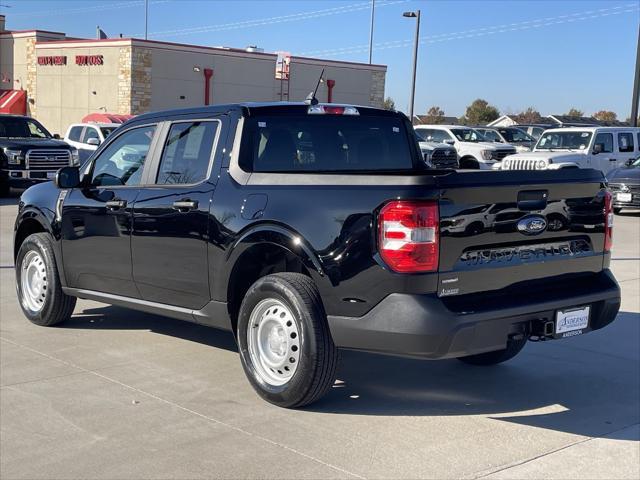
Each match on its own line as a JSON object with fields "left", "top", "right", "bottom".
{"left": 65, "top": 306, "right": 639, "bottom": 440}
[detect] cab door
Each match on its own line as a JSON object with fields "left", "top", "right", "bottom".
{"left": 131, "top": 118, "right": 224, "bottom": 309}
{"left": 592, "top": 132, "right": 615, "bottom": 174}
{"left": 60, "top": 123, "right": 160, "bottom": 296}
{"left": 617, "top": 131, "right": 637, "bottom": 168}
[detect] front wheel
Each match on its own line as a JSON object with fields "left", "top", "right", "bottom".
{"left": 16, "top": 233, "right": 76, "bottom": 326}
{"left": 237, "top": 273, "right": 338, "bottom": 408}
{"left": 457, "top": 337, "right": 527, "bottom": 366}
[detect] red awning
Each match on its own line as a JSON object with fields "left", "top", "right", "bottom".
{"left": 0, "top": 90, "right": 27, "bottom": 115}
{"left": 81, "top": 113, "right": 135, "bottom": 124}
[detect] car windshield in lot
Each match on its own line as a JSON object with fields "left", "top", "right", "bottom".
{"left": 0, "top": 117, "right": 52, "bottom": 139}
{"left": 536, "top": 131, "right": 593, "bottom": 150}
{"left": 450, "top": 128, "right": 485, "bottom": 143}
{"left": 241, "top": 114, "right": 416, "bottom": 172}
{"left": 498, "top": 128, "right": 535, "bottom": 144}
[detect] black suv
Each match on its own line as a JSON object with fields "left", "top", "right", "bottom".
{"left": 13, "top": 103, "right": 620, "bottom": 408}
{"left": 1, "top": 115, "right": 79, "bottom": 196}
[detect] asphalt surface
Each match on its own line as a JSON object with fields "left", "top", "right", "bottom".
{"left": 1, "top": 191, "right": 638, "bottom": 480}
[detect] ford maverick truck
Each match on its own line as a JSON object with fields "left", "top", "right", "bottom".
{"left": 14, "top": 103, "right": 620, "bottom": 408}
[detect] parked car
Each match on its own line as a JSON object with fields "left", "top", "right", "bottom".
{"left": 607, "top": 156, "right": 640, "bottom": 213}
{"left": 474, "top": 126, "right": 536, "bottom": 152}
{"left": 14, "top": 102, "right": 620, "bottom": 408}
{"left": 514, "top": 124, "right": 555, "bottom": 140}
{"left": 64, "top": 122, "right": 120, "bottom": 162}
{"left": 1, "top": 114, "right": 79, "bottom": 196}
{"left": 499, "top": 127, "right": 640, "bottom": 175}
{"left": 416, "top": 139, "right": 459, "bottom": 169}
{"left": 414, "top": 125, "right": 516, "bottom": 169}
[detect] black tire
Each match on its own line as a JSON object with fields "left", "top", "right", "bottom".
{"left": 457, "top": 337, "right": 527, "bottom": 366}
{"left": 460, "top": 157, "right": 480, "bottom": 169}
{"left": 15, "top": 233, "right": 76, "bottom": 326}
{"left": 0, "top": 177, "right": 9, "bottom": 197}
{"left": 237, "top": 273, "right": 338, "bottom": 408}
{"left": 613, "top": 207, "right": 622, "bottom": 214}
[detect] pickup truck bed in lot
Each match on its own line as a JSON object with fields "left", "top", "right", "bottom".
{"left": 13, "top": 103, "right": 620, "bottom": 407}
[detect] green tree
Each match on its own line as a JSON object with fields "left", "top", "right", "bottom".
{"left": 423, "top": 105, "right": 446, "bottom": 124}
{"left": 593, "top": 110, "right": 617, "bottom": 122}
{"left": 460, "top": 99, "right": 500, "bottom": 125}
{"left": 513, "top": 107, "right": 542, "bottom": 124}
{"left": 383, "top": 97, "right": 396, "bottom": 111}
{"left": 565, "top": 108, "right": 584, "bottom": 118}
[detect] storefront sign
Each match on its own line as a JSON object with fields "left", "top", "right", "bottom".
{"left": 37, "top": 56, "right": 67, "bottom": 66}
{"left": 76, "top": 55, "right": 104, "bottom": 66}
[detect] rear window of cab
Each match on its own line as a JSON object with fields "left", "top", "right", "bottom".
{"left": 239, "top": 112, "right": 417, "bottom": 173}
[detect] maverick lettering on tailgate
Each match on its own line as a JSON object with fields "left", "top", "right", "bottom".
{"left": 460, "top": 239, "right": 591, "bottom": 266}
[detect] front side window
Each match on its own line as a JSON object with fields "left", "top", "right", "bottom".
{"left": 618, "top": 132, "right": 634, "bottom": 153}
{"left": 536, "top": 131, "right": 592, "bottom": 150}
{"left": 241, "top": 114, "right": 415, "bottom": 172}
{"left": 416, "top": 128, "right": 450, "bottom": 143}
{"left": 594, "top": 133, "right": 613, "bottom": 153}
{"left": 90, "top": 125, "right": 156, "bottom": 187}
{"left": 82, "top": 127, "right": 99, "bottom": 143}
{"left": 156, "top": 121, "right": 219, "bottom": 185}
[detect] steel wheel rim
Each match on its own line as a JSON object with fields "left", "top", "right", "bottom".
{"left": 20, "top": 250, "right": 47, "bottom": 313}
{"left": 247, "top": 298, "right": 300, "bottom": 386}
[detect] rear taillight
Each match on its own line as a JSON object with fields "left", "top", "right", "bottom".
{"left": 378, "top": 200, "right": 439, "bottom": 273}
{"left": 604, "top": 190, "right": 613, "bottom": 252}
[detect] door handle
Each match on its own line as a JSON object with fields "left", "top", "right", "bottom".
{"left": 609, "top": 158, "right": 617, "bottom": 161}
{"left": 172, "top": 199, "right": 198, "bottom": 212}
{"left": 105, "top": 199, "right": 127, "bottom": 210}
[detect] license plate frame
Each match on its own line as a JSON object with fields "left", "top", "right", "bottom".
{"left": 555, "top": 306, "right": 590, "bottom": 338}
{"left": 616, "top": 192, "right": 632, "bottom": 202}
{"left": 46, "top": 171, "right": 57, "bottom": 180}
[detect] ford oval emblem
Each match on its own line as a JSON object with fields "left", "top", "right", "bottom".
{"left": 517, "top": 215, "right": 547, "bottom": 235}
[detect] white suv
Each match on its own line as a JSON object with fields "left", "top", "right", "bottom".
{"left": 414, "top": 125, "right": 516, "bottom": 169}
{"left": 499, "top": 126, "right": 640, "bottom": 175}
{"left": 64, "top": 123, "right": 120, "bottom": 162}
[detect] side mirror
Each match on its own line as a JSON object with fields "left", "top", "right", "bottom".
{"left": 53, "top": 133, "right": 61, "bottom": 139}
{"left": 626, "top": 158, "right": 636, "bottom": 166}
{"left": 444, "top": 139, "right": 455, "bottom": 145}
{"left": 86, "top": 137, "right": 100, "bottom": 146}
{"left": 55, "top": 166, "right": 81, "bottom": 189}
{"left": 593, "top": 143, "right": 603, "bottom": 154}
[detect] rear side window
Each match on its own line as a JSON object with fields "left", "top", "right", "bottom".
{"left": 241, "top": 115, "right": 414, "bottom": 172}
{"left": 594, "top": 133, "right": 613, "bottom": 153}
{"left": 156, "top": 121, "right": 219, "bottom": 185}
{"left": 618, "top": 132, "right": 634, "bottom": 152}
{"left": 68, "top": 126, "right": 83, "bottom": 142}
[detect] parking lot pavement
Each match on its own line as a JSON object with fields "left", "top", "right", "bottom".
{"left": 1, "top": 193, "right": 638, "bottom": 480}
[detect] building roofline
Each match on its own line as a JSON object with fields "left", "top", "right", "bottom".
{"left": 289, "top": 55, "right": 386, "bottom": 71}
{"left": 0, "top": 29, "right": 66, "bottom": 37}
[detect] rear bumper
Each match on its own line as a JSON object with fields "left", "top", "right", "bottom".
{"left": 327, "top": 270, "right": 620, "bottom": 359}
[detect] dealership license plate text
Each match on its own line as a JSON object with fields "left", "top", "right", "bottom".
{"left": 556, "top": 306, "right": 590, "bottom": 336}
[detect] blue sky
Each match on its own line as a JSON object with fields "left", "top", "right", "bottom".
{"left": 3, "top": 0, "right": 639, "bottom": 118}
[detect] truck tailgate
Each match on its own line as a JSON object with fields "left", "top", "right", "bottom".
{"left": 435, "top": 169, "right": 608, "bottom": 298}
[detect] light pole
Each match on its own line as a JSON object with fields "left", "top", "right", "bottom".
{"left": 631, "top": 20, "right": 640, "bottom": 127}
{"left": 368, "top": 0, "right": 375, "bottom": 64}
{"left": 144, "top": 0, "right": 149, "bottom": 40}
{"left": 403, "top": 9, "right": 420, "bottom": 122}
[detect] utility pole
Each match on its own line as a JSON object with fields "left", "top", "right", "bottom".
{"left": 144, "top": 0, "right": 149, "bottom": 40}
{"left": 368, "top": 0, "right": 375, "bottom": 64}
{"left": 631, "top": 21, "right": 640, "bottom": 127}
{"left": 403, "top": 9, "right": 421, "bottom": 121}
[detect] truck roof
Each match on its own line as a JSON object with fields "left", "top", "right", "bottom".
{"left": 543, "top": 126, "right": 639, "bottom": 133}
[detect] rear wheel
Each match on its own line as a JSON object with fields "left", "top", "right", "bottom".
{"left": 0, "top": 176, "right": 9, "bottom": 197}
{"left": 237, "top": 273, "right": 338, "bottom": 408}
{"left": 457, "top": 337, "right": 527, "bottom": 366}
{"left": 16, "top": 233, "right": 76, "bottom": 326}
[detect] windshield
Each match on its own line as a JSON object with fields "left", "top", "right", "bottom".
{"left": 0, "top": 117, "right": 52, "bottom": 139}
{"left": 240, "top": 114, "right": 417, "bottom": 172}
{"left": 450, "top": 128, "right": 485, "bottom": 143}
{"left": 536, "top": 131, "right": 593, "bottom": 150}
{"left": 100, "top": 127, "right": 117, "bottom": 137}
{"left": 498, "top": 128, "right": 535, "bottom": 143}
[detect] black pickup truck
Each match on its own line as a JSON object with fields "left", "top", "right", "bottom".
{"left": 13, "top": 103, "right": 620, "bottom": 408}
{"left": 1, "top": 114, "right": 79, "bottom": 196}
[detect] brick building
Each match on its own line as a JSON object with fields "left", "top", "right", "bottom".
{"left": 0, "top": 14, "right": 387, "bottom": 134}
